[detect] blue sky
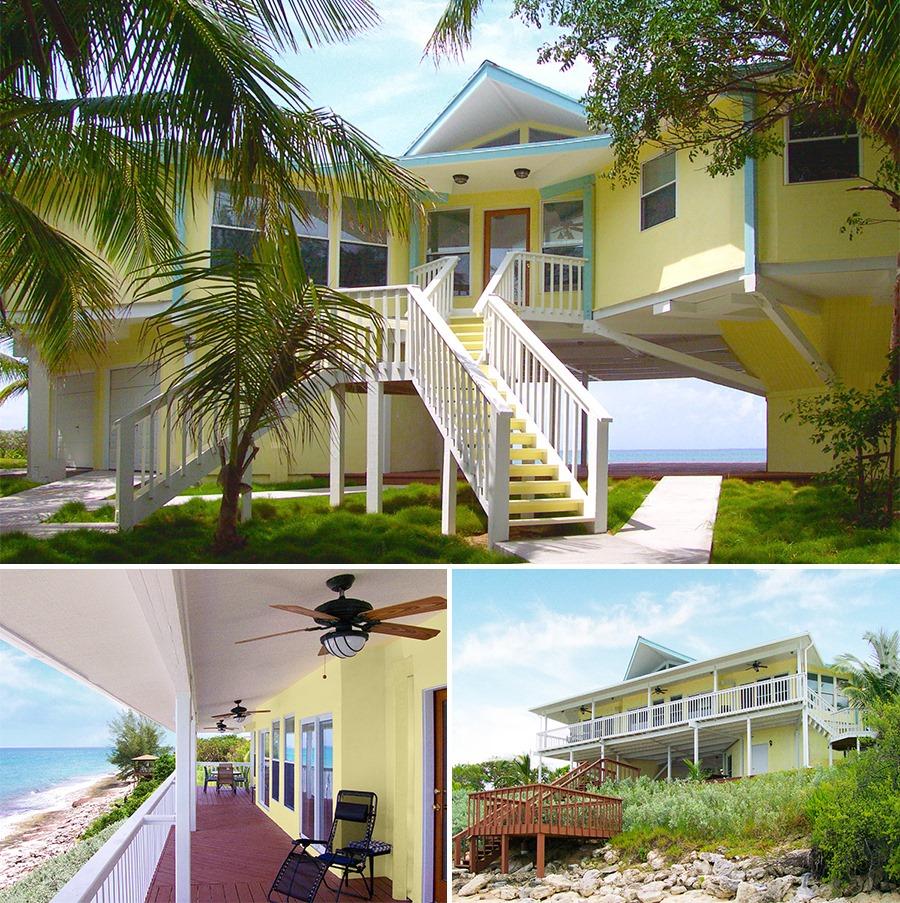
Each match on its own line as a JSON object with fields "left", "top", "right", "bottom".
{"left": 0, "top": 2, "right": 767, "bottom": 448}
{"left": 451, "top": 567, "right": 900, "bottom": 764}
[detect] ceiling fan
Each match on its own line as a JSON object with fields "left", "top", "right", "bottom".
{"left": 653, "top": 685, "right": 668, "bottom": 695}
{"left": 746, "top": 660, "right": 768, "bottom": 672}
{"left": 200, "top": 720, "right": 235, "bottom": 733}
{"left": 235, "top": 574, "right": 446, "bottom": 659}
{"left": 211, "top": 700, "right": 271, "bottom": 723}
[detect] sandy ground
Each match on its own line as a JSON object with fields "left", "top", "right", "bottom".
{"left": 0, "top": 775, "right": 130, "bottom": 890}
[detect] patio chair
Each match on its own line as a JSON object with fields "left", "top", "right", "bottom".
{"left": 216, "top": 764, "right": 236, "bottom": 794}
{"left": 268, "top": 790, "right": 377, "bottom": 903}
{"left": 202, "top": 766, "right": 216, "bottom": 794}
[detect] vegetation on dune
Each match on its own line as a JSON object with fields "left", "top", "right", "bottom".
{"left": 0, "top": 430, "right": 26, "bottom": 460}
{"left": 711, "top": 480, "right": 900, "bottom": 563}
{"left": 107, "top": 711, "right": 168, "bottom": 781}
{"left": 0, "top": 475, "right": 39, "bottom": 497}
{"left": 43, "top": 501, "right": 115, "bottom": 523}
{"left": 195, "top": 735, "right": 251, "bottom": 764}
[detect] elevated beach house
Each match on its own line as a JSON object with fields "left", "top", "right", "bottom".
{"left": 532, "top": 634, "right": 872, "bottom": 780}
{"left": 21, "top": 61, "right": 895, "bottom": 544}
{"left": 0, "top": 568, "right": 448, "bottom": 903}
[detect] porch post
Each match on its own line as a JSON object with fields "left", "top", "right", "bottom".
{"left": 802, "top": 712, "right": 810, "bottom": 767}
{"left": 500, "top": 835, "right": 509, "bottom": 874}
{"left": 581, "top": 180, "right": 595, "bottom": 321}
{"left": 586, "top": 416, "right": 609, "bottom": 534}
{"left": 441, "top": 439, "right": 457, "bottom": 535}
{"left": 366, "top": 381, "right": 384, "bottom": 514}
{"left": 746, "top": 718, "right": 752, "bottom": 775}
{"left": 856, "top": 737, "right": 860, "bottom": 753}
{"left": 828, "top": 742, "right": 833, "bottom": 767}
{"left": 713, "top": 668, "right": 718, "bottom": 692}
{"left": 189, "top": 714, "right": 197, "bottom": 832}
{"left": 329, "top": 386, "right": 345, "bottom": 508}
{"left": 569, "top": 750, "right": 574, "bottom": 771}
{"left": 537, "top": 753, "right": 544, "bottom": 783}
{"left": 693, "top": 724, "right": 699, "bottom": 765}
{"left": 175, "top": 691, "right": 193, "bottom": 900}
{"left": 536, "top": 833, "right": 546, "bottom": 879}
{"left": 667, "top": 745, "right": 672, "bottom": 781}
{"left": 26, "top": 349, "right": 66, "bottom": 482}
{"left": 600, "top": 741, "right": 606, "bottom": 761}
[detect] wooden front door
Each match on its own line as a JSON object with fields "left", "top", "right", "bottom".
{"left": 433, "top": 687, "right": 448, "bottom": 902}
{"left": 483, "top": 208, "right": 530, "bottom": 287}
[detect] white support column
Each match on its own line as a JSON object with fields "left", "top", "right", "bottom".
{"left": 591, "top": 702, "right": 595, "bottom": 720}
{"left": 240, "top": 459, "right": 252, "bottom": 523}
{"left": 693, "top": 724, "right": 699, "bottom": 765}
{"left": 381, "top": 395, "right": 392, "bottom": 472}
{"left": 537, "top": 753, "right": 544, "bottom": 783}
{"left": 586, "top": 416, "right": 609, "bottom": 533}
{"left": 366, "top": 381, "right": 384, "bottom": 514}
{"left": 646, "top": 687, "right": 651, "bottom": 707}
{"left": 175, "top": 692, "right": 193, "bottom": 901}
{"left": 828, "top": 742, "right": 833, "bottom": 767}
{"left": 26, "top": 351, "right": 66, "bottom": 482}
{"left": 713, "top": 668, "right": 718, "bottom": 692}
{"left": 189, "top": 715, "right": 197, "bottom": 832}
{"left": 441, "top": 439, "right": 457, "bottom": 535}
{"left": 667, "top": 745, "right": 672, "bottom": 781}
{"left": 486, "top": 407, "right": 511, "bottom": 547}
{"left": 569, "top": 750, "right": 574, "bottom": 771}
{"left": 856, "top": 737, "right": 860, "bottom": 753}
{"left": 802, "top": 712, "right": 810, "bottom": 767}
{"left": 329, "top": 387, "right": 346, "bottom": 508}
{"left": 600, "top": 742, "right": 606, "bottom": 762}
{"left": 746, "top": 718, "right": 753, "bottom": 776}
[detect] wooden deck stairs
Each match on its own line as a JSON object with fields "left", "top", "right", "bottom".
{"left": 452, "top": 758, "right": 639, "bottom": 878}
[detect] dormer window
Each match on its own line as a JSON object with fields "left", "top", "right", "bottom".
{"left": 474, "top": 130, "right": 520, "bottom": 149}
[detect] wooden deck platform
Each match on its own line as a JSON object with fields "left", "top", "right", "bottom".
{"left": 146, "top": 789, "right": 404, "bottom": 903}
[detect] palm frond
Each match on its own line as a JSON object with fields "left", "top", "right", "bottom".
{"left": 0, "top": 376, "right": 28, "bottom": 406}
{"left": 425, "top": 0, "right": 486, "bottom": 60}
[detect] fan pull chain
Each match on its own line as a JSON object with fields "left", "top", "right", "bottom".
{"left": 322, "top": 655, "right": 327, "bottom": 680}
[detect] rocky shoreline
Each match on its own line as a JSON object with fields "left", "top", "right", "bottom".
{"left": 453, "top": 844, "right": 899, "bottom": 903}
{"left": 0, "top": 776, "right": 130, "bottom": 890}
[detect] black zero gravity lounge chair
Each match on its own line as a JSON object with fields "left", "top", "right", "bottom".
{"left": 268, "top": 790, "right": 378, "bottom": 903}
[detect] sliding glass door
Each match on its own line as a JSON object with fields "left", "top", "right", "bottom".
{"left": 300, "top": 714, "right": 334, "bottom": 840}
{"left": 258, "top": 729, "right": 270, "bottom": 808}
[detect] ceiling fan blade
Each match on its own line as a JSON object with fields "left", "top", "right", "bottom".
{"left": 235, "top": 627, "right": 315, "bottom": 645}
{"left": 318, "top": 645, "right": 328, "bottom": 656}
{"left": 271, "top": 604, "right": 338, "bottom": 621}
{"left": 244, "top": 709, "right": 271, "bottom": 714}
{"left": 361, "top": 596, "right": 447, "bottom": 623}
{"left": 367, "top": 622, "right": 441, "bottom": 640}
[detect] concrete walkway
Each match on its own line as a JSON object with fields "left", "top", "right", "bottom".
{"left": 0, "top": 470, "right": 121, "bottom": 536}
{"left": 496, "top": 475, "right": 723, "bottom": 564}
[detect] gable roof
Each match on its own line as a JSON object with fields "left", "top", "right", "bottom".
{"left": 624, "top": 636, "right": 694, "bottom": 680}
{"left": 404, "top": 60, "right": 588, "bottom": 157}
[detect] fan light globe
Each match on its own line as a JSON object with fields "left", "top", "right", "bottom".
{"left": 322, "top": 629, "right": 368, "bottom": 659}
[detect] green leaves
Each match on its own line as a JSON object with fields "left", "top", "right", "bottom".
{"left": 833, "top": 629, "right": 900, "bottom": 708}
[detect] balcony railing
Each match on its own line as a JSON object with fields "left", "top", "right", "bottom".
{"left": 52, "top": 772, "right": 176, "bottom": 903}
{"left": 537, "top": 673, "right": 806, "bottom": 752}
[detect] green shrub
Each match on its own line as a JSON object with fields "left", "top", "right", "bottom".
{"left": 80, "top": 778, "right": 160, "bottom": 839}
{"left": 0, "top": 823, "right": 119, "bottom": 903}
{"left": 0, "top": 429, "right": 27, "bottom": 460}
{"left": 808, "top": 698, "right": 900, "bottom": 889}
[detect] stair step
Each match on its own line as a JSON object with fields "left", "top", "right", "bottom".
{"left": 450, "top": 324, "right": 484, "bottom": 336}
{"left": 460, "top": 338, "right": 483, "bottom": 351}
{"left": 508, "top": 448, "right": 547, "bottom": 462}
{"left": 509, "top": 480, "right": 570, "bottom": 496}
{"left": 510, "top": 463, "right": 559, "bottom": 477}
{"left": 509, "top": 433, "right": 537, "bottom": 447}
{"left": 511, "top": 418, "right": 526, "bottom": 430}
{"left": 509, "top": 497, "right": 584, "bottom": 515}
{"left": 450, "top": 316, "right": 482, "bottom": 326}
{"left": 510, "top": 515, "right": 595, "bottom": 527}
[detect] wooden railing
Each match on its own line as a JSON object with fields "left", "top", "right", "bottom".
{"left": 476, "top": 251, "right": 585, "bottom": 322}
{"left": 537, "top": 673, "right": 807, "bottom": 752}
{"left": 552, "top": 757, "right": 641, "bottom": 791}
{"left": 52, "top": 773, "right": 176, "bottom": 903}
{"left": 480, "top": 291, "right": 612, "bottom": 531}
{"left": 468, "top": 783, "right": 622, "bottom": 838}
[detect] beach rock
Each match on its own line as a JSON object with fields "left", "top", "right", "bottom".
{"left": 532, "top": 886, "right": 557, "bottom": 900}
{"left": 550, "top": 892, "right": 582, "bottom": 903}
{"left": 498, "top": 887, "right": 520, "bottom": 899}
{"left": 579, "top": 872, "right": 604, "bottom": 896}
{"left": 459, "top": 874, "right": 493, "bottom": 896}
{"left": 605, "top": 851, "right": 621, "bottom": 865}
{"left": 671, "top": 886, "right": 687, "bottom": 895}
{"left": 545, "top": 876, "right": 575, "bottom": 891}
{"left": 734, "top": 881, "right": 774, "bottom": 903}
{"left": 638, "top": 881, "right": 668, "bottom": 903}
{"left": 703, "top": 877, "right": 742, "bottom": 899}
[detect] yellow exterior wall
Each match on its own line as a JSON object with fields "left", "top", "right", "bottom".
{"left": 248, "top": 613, "right": 446, "bottom": 903}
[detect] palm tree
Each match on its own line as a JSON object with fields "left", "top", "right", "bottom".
{"left": 833, "top": 629, "right": 900, "bottom": 708}
{"left": 1, "top": 0, "right": 424, "bottom": 370}
{"left": 0, "top": 315, "right": 27, "bottom": 406}
{"left": 139, "top": 239, "right": 383, "bottom": 552}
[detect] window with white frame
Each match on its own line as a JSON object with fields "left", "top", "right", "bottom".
{"left": 300, "top": 714, "right": 334, "bottom": 841}
{"left": 340, "top": 199, "right": 388, "bottom": 287}
{"left": 291, "top": 192, "right": 330, "bottom": 285}
{"left": 787, "top": 110, "right": 859, "bottom": 183}
{"left": 542, "top": 200, "right": 584, "bottom": 257}
{"left": 427, "top": 209, "right": 471, "bottom": 295}
{"left": 258, "top": 729, "right": 270, "bottom": 807}
{"left": 640, "top": 152, "right": 676, "bottom": 230}
{"left": 211, "top": 182, "right": 264, "bottom": 260}
{"left": 271, "top": 719, "right": 281, "bottom": 803}
{"left": 283, "top": 716, "right": 296, "bottom": 811}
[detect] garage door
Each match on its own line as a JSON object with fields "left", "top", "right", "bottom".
{"left": 56, "top": 372, "right": 95, "bottom": 468}
{"left": 108, "top": 365, "right": 160, "bottom": 469}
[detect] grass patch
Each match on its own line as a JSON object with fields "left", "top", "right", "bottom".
{"left": 711, "top": 480, "right": 900, "bottom": 563}
{"left": 43, "top": 501, "right": 116, "bottom": 523}
{"left": 0, "top": 475, "right": 39, "bottom": 497}
{"left": 608, "top": 477, "right": 655, "bottom": 532}
{"left": 178, "top": 475, "right": 359, "bottom": 495}
{"left": 0, "top": 457, "right": 27, "bottom": 470}
{"left": 598, "top": 770, "right": 828, "bottom": 863}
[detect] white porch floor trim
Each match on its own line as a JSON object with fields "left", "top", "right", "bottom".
{"left": 495, "top": 475, "right": 723, "bottom": 563}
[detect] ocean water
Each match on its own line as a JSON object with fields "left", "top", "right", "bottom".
{"left": 609, "top": 448, "right": 766, "bottom": 463}
{"left": 0, "top": 747, "right": 115, "bottom": 822}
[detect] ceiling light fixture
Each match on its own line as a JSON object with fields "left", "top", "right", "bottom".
{"left": 453, "top": 173, "right": 469, "bottom": 185}
{"left": 321, "top": 627, "right": 369, "bottom": 659}
{"left": 514, "top": 167, "right": 531, "bottom": 179}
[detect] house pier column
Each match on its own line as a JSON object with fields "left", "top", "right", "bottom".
{"left": 500, "top": 836, "right": 509, "bottom": 874}
{"left": 600, "top": 741, "right": 605, "bottom": 761}
{"left": 569, "top": 750, "right": 574, "bottom": 771}
{"left": 329, "top": 386, "right": 345, "bottom": 507}
{"left": 746, "top": 718, "right": 752, "bottom": 775}
{"left": 366, "top": 381, "right": 384, "bottom": 513}
{"left": 693, "top": 724, "right": 699, "bottom": 765}
{"left": 441, "top": 439, "right": 457, "bottom": 535}
{"left": 537, "top": 753, "right": 544, "bottom": 782}
{"left": 536, "top": 834, "right": 546, "bottom": 879}
{"left": 802, "top": 712, "right": 810, "bottom": 767}
{"left": 828, "top": 742, "right": 833, "bottom": 767}
{"left": 667, "top": 746, "right": 672, "bottom": 781}
{"left": 26, "top": 350, "right": 65, "bottom": 482}
{"left": 175, "top": 691, "right": 193, "bottom": 900}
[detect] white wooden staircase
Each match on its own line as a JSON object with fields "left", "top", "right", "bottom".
{"left": 114, "top": 251, "right": 612, "bottom": 546}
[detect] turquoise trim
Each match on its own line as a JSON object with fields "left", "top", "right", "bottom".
{"left": 405, "top": 60, "right": 586, "bottom": 157}
{"left": 401, "top": 134, "right": 612, "bottom": 169}
{"left": 743, "top": 95, "right": 758, "bottom": 278}
{"left": 582, "top": 180, "right": 595, "bottom": 320}
{"left": 409, "top": 214, "right": 422, "bottom": 278}
{"left": 540, "top": 174, "right": 595, "bottom": 200}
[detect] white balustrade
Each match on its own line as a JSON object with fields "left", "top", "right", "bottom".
{"left": 537, "top": 674, "right": 806, "bottom": 752}
{"left": 52, "top": 773, "right": 176, "bottom": 903}
{"left": 340, "top": 284, "right": 411, "bottom": 377}
{"left": 411, "top": 256, "right": 459, "bottom": 320}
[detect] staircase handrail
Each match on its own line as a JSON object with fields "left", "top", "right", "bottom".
{"left": 411, "top": 255, "right": 460, "bottom": 319}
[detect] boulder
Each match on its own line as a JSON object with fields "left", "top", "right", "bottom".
{"left": 734, "top": 881, "right": 774, "bottom": 903}
{"left": 694, "top": 863, "right": 713, "bottom": 877}
{"left": 605, "top": 851, "right": 621, "bottom": 865}
{"left": 638, "top": 881, "right": 668, "bottom": 903}
{"left": 579, "top": 871, "right": 604, "bottom": 897}
{"left": 499, "top": 887, "right": 520, "bottom": 900}
{"left": 545, "top": 875, "right": 574, "bottom": 891}
{"left": 550, "top": 892, "right": 583, "bottom": 903}
{"left": 459, "top": 875, "right": 493, "bottom": 897}
{"left": 532, "top": 887, "right": 556, "bottom": 901}
{"left": 703, "top": 877, "right": 741, "bottom": 900}
{"left": 649, "top": 857, "right": 667, "bottom": 872}
{"left": 671, "top": 886, "right": 687, "bottom": 895}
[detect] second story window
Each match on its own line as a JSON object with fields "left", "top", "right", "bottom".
{"left": 292, "top": 192, "right": 329, "bottom": 285}
{"left": 211, "top": 183, "right": 263, "bottom": 259}
{"left": 640, "top": 152, "right": 676, "bottom": 230}
{"left": 340, "top": 199, "right": 388, "bottom": 288}
{"left": 787, "top": 110, "right": 859, "bottom": 183}
{"left": 427, "top": 209, "right": 470, "bottom": 295}
{"left": 542, "top": 200, "right": 584, "bottom": 257}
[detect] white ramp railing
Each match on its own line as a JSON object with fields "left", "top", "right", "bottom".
{"left": 52, "top": 772, "right": 176, "bottom": 903}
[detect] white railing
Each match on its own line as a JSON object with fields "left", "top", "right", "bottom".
{"left": 537, "top": 673, "right": 806, "bottom": 752}
{"left": 341, "top": 284, "right": 411, "bottom": 377}
{"left": 411, "top": 256, "right": 459, "bottom": 320}
{"left": 114, "top": 383, "right": 221, "bottom": 531}
{"left": 807, "top": 689, "right": 868, "bottom": 739}
{"left": 476, "top": 251, "right": 585, "bottom": 321}
{"left": 53, "top": 772, "right": 176, "bottom": 903}
{"left": 407, "top": 263, "right": 514, "bottom": 544}
{"left": 481, "top": 291, "right": 612, "bottom": 530}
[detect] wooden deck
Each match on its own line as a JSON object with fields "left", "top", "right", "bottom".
{"left": 146, "top": 789, "right": 404, "bottom": 903}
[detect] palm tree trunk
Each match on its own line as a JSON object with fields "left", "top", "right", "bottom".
{"left": 214, "top": 460, "right": 246, "bottom": 552}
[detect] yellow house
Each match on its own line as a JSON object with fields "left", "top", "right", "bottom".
{"left": 0, "top": 568, "right": 449, "bottom": 903}
{"left": 532, "top": 634, "right": 872, "bottom": 780}
{"left": 22, "top": 61, "right": 895, "bottom": 543}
